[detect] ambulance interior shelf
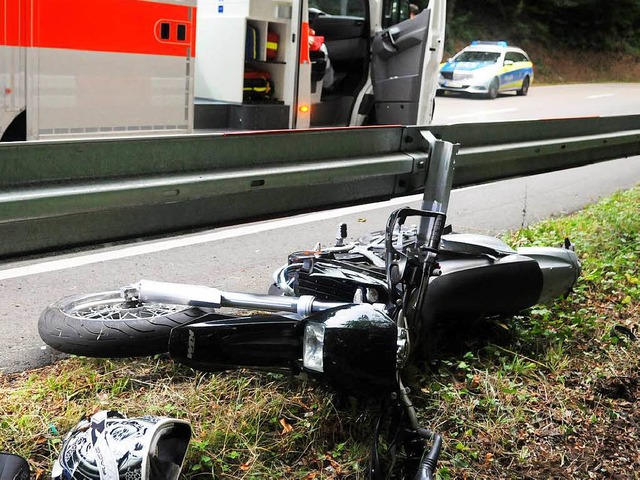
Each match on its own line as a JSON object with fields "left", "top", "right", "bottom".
{"left": 193, "top": 15, "right": 289, "bottom": 131}
{"left": 245, "top": 20, "right": 286, "bottom": 64}
{"left": 244, "top": 20, "right": 286, "bottom": 105}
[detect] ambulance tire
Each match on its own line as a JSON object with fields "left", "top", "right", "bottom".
{"left": 517, "top": 76, "right": 530, "bottom": 96}
{"left": 1, "top": 111, "right": 26, "bottom": 142}
{"left": 487, "top": 78, "right": 499, "bottom": 99}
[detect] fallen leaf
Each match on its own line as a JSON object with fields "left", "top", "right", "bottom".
{"left": 279, "top": 418, "right": 293, "bottom": 434}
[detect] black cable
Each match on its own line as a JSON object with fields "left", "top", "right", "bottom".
{"left": 412, "top": 429, "right": 443, "bottom": 480}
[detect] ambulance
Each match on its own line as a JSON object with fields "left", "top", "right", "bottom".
{"left": 1, "top": 0, "right": 446, "bottom": 141}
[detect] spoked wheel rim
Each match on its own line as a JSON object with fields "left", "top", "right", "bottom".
{"left": 61, "top": 291, "right": 187, "bottom": 321}
{"left": 40, "top": 291, "right": 201, "bottom": 357}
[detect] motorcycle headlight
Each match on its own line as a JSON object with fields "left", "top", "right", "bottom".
{"left": 303, "top": 322, "right": 325, "bottom": 372}
{"left": 301, "top": 304, "right": 398, "bottom": 394}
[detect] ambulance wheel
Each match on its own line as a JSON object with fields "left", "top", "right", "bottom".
{"left": 487, "top": 78, "right": 499, "bottom": 99}
{"left": 517, "top": 76, "right": 530, "bottom": 96}
{"left": 39, "top": 291, "right": 203, "bottom": 357}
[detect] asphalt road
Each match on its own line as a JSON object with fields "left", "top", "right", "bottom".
{"left": 1, "top": 83, "right": 639, "bottom": 373}
{"left": 433, "top": 83, "right": 640, "bottom": 122}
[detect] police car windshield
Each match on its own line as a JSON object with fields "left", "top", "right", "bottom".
{"left": 455, "top": 51, "right": 501, "bottom": 63}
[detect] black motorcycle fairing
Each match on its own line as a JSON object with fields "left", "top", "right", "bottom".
{"left": 169, "top": 313, "right": 302, "bottom": 372}
{"left": 305, "top": 304, "right": 398, "bottom": 395}
{"left": 168, "top": 305, "right": 399, "bottom": 397}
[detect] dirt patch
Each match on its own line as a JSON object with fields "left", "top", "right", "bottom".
{"left": 596, "top": 375, "right": 638, "bottom": 402}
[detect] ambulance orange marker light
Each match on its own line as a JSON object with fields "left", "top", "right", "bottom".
{"left": 299, "top": 105, "right": 310, "bottom": 113}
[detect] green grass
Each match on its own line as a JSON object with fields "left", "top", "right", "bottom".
{"left": 1, "top": 186, "right": 638, "bottom": 479}
{"left": 421, "top": 186, "right": 640, "bottom": 479}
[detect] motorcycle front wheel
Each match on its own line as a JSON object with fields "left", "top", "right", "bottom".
{"left": 39, "top": 291, "right": 203, "bottom": 357}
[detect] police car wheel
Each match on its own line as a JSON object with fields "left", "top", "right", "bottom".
{"left": 487, "top": 78, "right": 499, "bottom": 99}
{"left": 517, "top": 77, "right": 530, "bottom": 96}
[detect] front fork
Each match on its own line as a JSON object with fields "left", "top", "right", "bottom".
{"left": 123, "top": 279, "right": 346, "bottom": 316}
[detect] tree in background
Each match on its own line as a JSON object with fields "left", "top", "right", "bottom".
{"left": 447, "top": 0, "right": 640, "bottom": 52}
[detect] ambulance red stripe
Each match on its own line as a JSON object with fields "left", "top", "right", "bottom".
{"left": 1, "top": 0, "right": 196, "bottom": 57}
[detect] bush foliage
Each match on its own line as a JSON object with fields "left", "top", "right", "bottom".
{"left": 441, "top": 0, "right": 640, "bottom": 53}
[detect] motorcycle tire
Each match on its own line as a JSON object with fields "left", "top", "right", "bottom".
{"left": 39, "top": 291, "right": 204, "bottom": 357}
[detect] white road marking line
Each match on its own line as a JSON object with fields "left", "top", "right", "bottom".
{"left": 1, "top": 192, "right": 448, "bottom": 280}
{"left": 587, "top": 94, "right": 614, "bottom": 99}
{"left": 1, "top": 183, "right": 490, "bottom": 280}
{"left": 447, "top": 108, "right": 518, "bottom": 120}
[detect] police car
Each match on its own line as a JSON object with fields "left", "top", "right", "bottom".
{"left": 437, "top": 41, "right": 533, "bottom": 99}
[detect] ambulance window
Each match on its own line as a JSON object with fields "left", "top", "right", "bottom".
{"left": 160, "top": 23, "right": 171, "bottom": 40}
{"left": 177, "top": 24, "right": 186, "bottom": 41}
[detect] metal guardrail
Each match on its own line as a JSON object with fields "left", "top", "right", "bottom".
{"left": 1, "top": 115, "right": 639, "bottom": 258}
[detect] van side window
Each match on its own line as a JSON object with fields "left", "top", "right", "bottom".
{"left": 382, "top": 0, "right": 412, "bottom": 28}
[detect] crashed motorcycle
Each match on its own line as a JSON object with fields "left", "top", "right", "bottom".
{"left": 39, "top": 132, "right": 580, "bottom": 479}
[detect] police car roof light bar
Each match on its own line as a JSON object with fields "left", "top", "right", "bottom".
{"left": 471, "top": 40, "right": 508, "bottom": 47}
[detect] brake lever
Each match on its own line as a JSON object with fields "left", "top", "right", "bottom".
{"left": 384, "top": 207, "right": 446, "bottom": 301}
